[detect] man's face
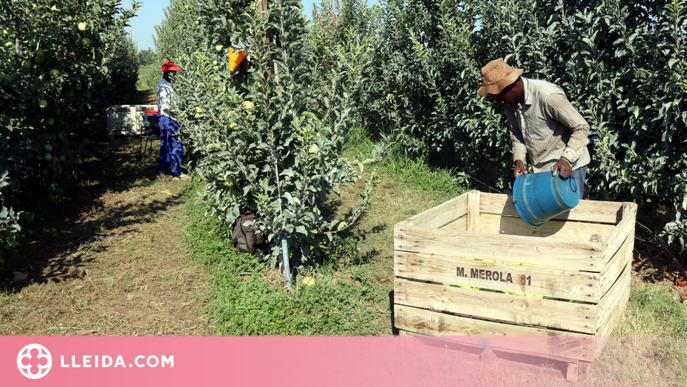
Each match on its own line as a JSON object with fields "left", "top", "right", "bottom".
{"left": 491, "top": 81, "right": 519, "bottom": 106}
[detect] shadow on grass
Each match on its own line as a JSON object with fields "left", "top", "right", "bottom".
{"left": 1, "top": 136, "right": 180, "bottom": 292}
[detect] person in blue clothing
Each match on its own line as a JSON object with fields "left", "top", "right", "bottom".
{"left": 156, "top": 61, "right": 189, "bottom": 181}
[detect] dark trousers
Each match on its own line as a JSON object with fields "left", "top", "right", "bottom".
{"left": 156, "top": 115, "right": 184, "bottom": 177}
{"left": 572, "top": 166, "right": 587, "bottom": 200}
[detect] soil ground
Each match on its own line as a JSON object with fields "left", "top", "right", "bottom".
{"left": 0, "top": 91, "right": 213, "bottom": 335}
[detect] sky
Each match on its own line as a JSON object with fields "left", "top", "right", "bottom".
{"left": 127, "top": 0, "right": 321, "bottom": 51}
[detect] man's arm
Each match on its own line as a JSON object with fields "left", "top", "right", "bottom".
{"left": 544, "top": 91, "right": 590, "bottom": 164}
{"left": 506, "top": 109, "right": 528, "bottom": 178}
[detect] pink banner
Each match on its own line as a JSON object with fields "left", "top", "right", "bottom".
{"left": 1, "top": 335, "right": 597, "bottom": 385}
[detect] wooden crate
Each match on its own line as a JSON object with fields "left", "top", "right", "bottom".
{"left": 393, "top": 190, "right": 636, "bottom": 381}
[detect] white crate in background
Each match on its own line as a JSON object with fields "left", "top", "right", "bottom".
{"left": 106, "top": 105, "right": 157, "bottom": 140}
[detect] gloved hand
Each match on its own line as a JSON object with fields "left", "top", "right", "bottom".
{"left": 552, "top": 157, "right": 572, "bottom": 179}
{"left": 514, "top": 160, "right": 528, "bottom": 178}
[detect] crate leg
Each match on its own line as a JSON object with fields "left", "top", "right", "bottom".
{"left": 578, "top": 361, "right": 593, "bottom": 382}
{"left": 567, "top": 360, "right": 593, "bottom": 382}
{"left": 566, "top": 362, "right": 579, "bottom": 382}
{"left": 480, "top": 348, "right": 497, "bottom": 365}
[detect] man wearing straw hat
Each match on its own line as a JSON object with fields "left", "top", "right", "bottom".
{"left": 477, "top": 58, "right": 590, "bottom": 199}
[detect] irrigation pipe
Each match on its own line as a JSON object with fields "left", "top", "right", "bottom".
{"left": 273, "top": 159, "right": 292, "bottom": 289}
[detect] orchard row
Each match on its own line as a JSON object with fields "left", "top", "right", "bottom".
{"left": 0, "top": 0, "right": 140, "bottom": 242}
{"left": 156, "top": 0, "right": 687, "bottom": 267}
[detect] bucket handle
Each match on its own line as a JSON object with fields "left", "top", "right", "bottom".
{"left": 553, "top": 170, "right": 578, "bottom": 192}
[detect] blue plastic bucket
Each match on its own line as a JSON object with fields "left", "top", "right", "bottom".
{"left": 512, "top": 171, "right": 580, "bottom": 227}
{"left": 141, "top": 113, "right": 159, "bottom": 137}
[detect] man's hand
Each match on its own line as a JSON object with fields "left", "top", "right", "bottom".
{"left": 552, "top": 157, "right": 572, "bottom": 179}
{"left": 514, "top": 160, "right": 528, "bottom": 178}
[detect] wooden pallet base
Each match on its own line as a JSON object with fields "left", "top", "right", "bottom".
{"left": 398, "top": 329, "right": 594, "bottom": 382}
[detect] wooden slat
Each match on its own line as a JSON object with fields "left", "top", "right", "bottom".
{"left": 599, "top": 231, "right": 634, "bottom": 298}
{"left": 394, "top": 278, "right": 597, "bottom": 333}
{"left": 394, "top": 225, "right": 603, "bottom": 272}
{"left": 439, "top": 215, "right": 467, "bottom": 232}
{"left": 466, "top": 191, "right": 480, "bottom": 232}
{"left": 602, "top": 203, "right": 637, "bottom": 265}
{"left": 596, "top": 264, "right": 631, "bottom": 332}
{"left": 594, "top": 273, "right": 631, "bottom": 358}
{"left": 394, "top": 305, "right": 595, "bottom": 361}
{"left": 406, "top": 192, "right": 468, "bottom": 229}
{"left": 399, "top": 329, "right": 588, "bottom": 375}
{"left": 395, "top": 251, "right": 600, "bottom": 302}
{"left": 478, "top": 213, "right": 615, "bottom": 241}
{"left": 479, "top": 193, "right": 625, "bottom": 224}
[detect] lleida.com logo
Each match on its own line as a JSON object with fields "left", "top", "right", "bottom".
{"left": 17, "top": 343, "right": 174, "bottom": 380}
{"left": 17, "top": 344, "right": 52, "bottom": 379}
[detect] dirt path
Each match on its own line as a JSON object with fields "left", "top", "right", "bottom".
{"left": 0, "top": 134, "right": 213, "bottom": 335}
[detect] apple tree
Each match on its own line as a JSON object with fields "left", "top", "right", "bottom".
{"left": 155, "top": 0, "right": 375, "bottom": 269}
{"left": 0, "top": 0, "right": 140, "bottom": 243}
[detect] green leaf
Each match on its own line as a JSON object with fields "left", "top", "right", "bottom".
{"left": 301, "top": 111, "right": 321, "bottom": 126}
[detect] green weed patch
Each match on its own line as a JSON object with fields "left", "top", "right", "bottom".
{"left": 185, "top": 187, "right": 384, "bottom": 335}
{"left": 621, "top": 282, "right": 687, "bottom": 336}
{"left": 346, "top": 127, "right": 466, "bottom": 203}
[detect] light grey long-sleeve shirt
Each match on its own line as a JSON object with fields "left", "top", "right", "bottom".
{"left": 156, "top": 78, "right": 177, "bottom": 120}
{"left": 505, "top": 77, "right": 591, "bottom": 172}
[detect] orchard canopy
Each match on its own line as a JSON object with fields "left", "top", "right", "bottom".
{"left": 154, "top": 0, "right": 686, "bottom": 266}
{"left": 1, "top": 0, "right": 140, "bottom": 252}
{"left": 2, "top": 0, "right": 686, "bottom": 270}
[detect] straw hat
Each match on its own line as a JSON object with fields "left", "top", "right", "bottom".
{"left": 477, "top": 58, "right": 523, "bottom": 97}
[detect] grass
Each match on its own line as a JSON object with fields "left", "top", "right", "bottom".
{"left": 185, "top": 184, "right": 386, "bottom": 335}
{"left": 0, "top": 137, "right": 212, "bottom": 335}
{"left": 585, "top": 279, "right": 687, "bottom": 386}
{"left": 346, "top": 126, "right": 466, "bottom": 204}
{"left": 619, "top": 279, "right": 687, "bottom": 336}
